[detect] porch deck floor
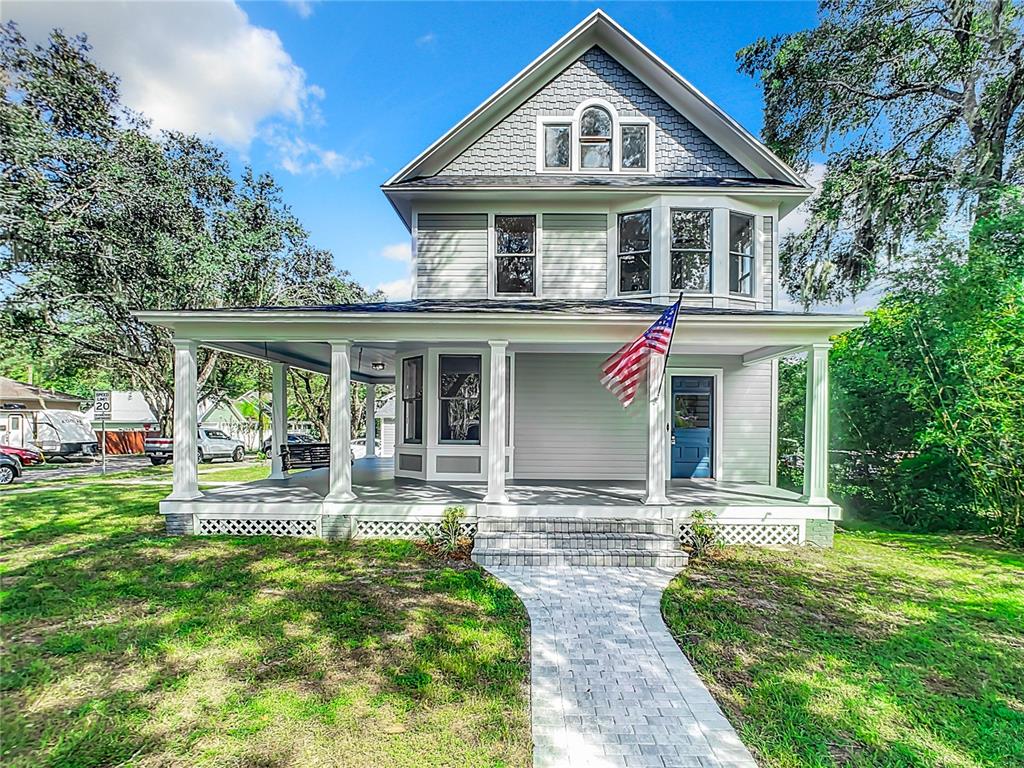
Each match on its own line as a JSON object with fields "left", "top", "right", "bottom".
{"left": 197, "top": 457, "right": 804, "bottom": 508}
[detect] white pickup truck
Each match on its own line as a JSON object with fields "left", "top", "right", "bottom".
{"left": 144, "top": 428, "right": 246, "bottom": 466}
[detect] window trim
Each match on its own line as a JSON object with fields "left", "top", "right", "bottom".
{"left": 541, "top": 123, "right": 571, "bottom": 170}
{"left": 619, "top": 122, "right": 650, "bottom": 172}
{"left": 437, "top": 354, "right": 482, "bottom": 445}
{"left": 494, "top": 214, "right": 537, "bottom": 296}
{"left": 535, "top": 103, "right": 654, "bottom": 175}
{"left": 400, "top": 355, "right": 424, "bottom": 445}
{"left": 617, "top": 208, "right": 653, "bottom": 296}
{"left": 669, "top": 207, "right": 714, "bottom": 295}
{"left": 728, "top": 211, "right": 756, "bottom": 297}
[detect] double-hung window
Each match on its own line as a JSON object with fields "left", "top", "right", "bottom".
{"left": 579, "top": 106, "right": 612, "bottom": 170}
{"left": 729, "top": 212, "right": 755, "bottom": 296}
{"left": 495, "top": 215, "right": 536, "bottom": 294}
{"left": 670, "top": 209, "right": 712, "bottom": 292}
{"left": 402, "top": 356, "right": 423, "bottom": 444}
{"left": 439, "top": 355, "right": 481, "bottom": 444}
{"left": 617, "top": 210, "right": 651, "bottom": 294}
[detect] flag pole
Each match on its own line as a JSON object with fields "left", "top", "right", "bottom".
{"left": 654, "top": 292, "right": 685, "bottom": 402}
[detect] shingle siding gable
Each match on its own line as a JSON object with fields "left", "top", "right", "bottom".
{"left": 438, "top": 47, "right": 752, "bottom": 178}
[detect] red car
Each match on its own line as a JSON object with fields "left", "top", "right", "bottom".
{"left": 1, "top": 445, "right": 45, "bottom": 467}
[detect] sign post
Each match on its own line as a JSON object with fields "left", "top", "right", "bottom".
{"left": 94, "top": 391, "right": 112, "bottom": 475}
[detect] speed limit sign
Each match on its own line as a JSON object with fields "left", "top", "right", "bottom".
{"left": 94, "top": 391, "right": 112, "bottom": 421}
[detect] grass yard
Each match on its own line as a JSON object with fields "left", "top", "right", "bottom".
{"left": 662, "top": 531, "right": 1024, "bottom": 768}
{"left": 0, "top": 481, "right": 530, "bottom": 768}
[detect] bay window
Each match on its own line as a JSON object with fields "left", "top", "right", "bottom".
{"left": 439, "top": 355, "right": 481, "bottom": 444}
{"left": 618, "top": 210, "right": 651, "bottom": 294}
{"left": 670, "top": 209, "right": 712, "bottom": 292}
{"left": 495, "top": 215, "right": 535, "bottom": 294}
{"left": 401, "top": 356, "right": 423, "bottom": 444}
{"left": 729, "top": 212, "right": 755, "bottom": 296}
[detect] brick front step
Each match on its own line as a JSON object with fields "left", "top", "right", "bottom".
{"left": 476, "top": 517, "right": 673, "bottom": 535}
{"left": 474, "top": 531, "right": 680, "bottom": 552}
{"left": 472, "top": 516, "right": 687, "bottom": 567}
{"left": 473, "top": 548, "right": 689, "bottom": 568}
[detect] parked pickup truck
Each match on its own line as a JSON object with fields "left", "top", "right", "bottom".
{"left": 144, "top": 428, "right": 246, "bottom": 466}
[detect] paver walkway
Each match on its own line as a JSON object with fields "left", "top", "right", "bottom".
{"left": 489, "top": 567, "right": 758, "bottom": 768}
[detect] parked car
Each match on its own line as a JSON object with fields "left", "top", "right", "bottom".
{"left": 261, "top": 432, "right": 315, "bottom": 456}
{"left": 0, "top": 453, "right": 22, "bottom": 485}
{"left": 0, "top": 445, "right": 45, "bottom": 467}
{"left": 351, "top": 437, "right": 381, "bottom": 460}
{"left": 144, "top": 428, "right": 246, "bottom": 466}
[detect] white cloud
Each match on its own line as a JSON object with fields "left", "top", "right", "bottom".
{"left": 379, "top": 243, "right": 412, "bottom": 263}
{"left": 375, "top": 243, "right": 413, "bottom": 300}
{"left": 377, "top": 277, "right": 412, "bottom": 301}
{"left": 264, "top": 129, "right": 371, "bottom": 176}
{"left": 416, "top": 32, "right": 437, "bottom": 48}
{"left": 7, "top": 0, "right": 321, "bottom": 149}
{"left": 284, "top": 0, "right": 315, "bottom": 19}
{"left": 779, "top": 162, "right": 827, "bottom": 239}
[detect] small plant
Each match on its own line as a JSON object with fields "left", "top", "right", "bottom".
{"left": 687, "top": 509, "right": 720, "bottom": 559}
{"left": 428, "top": 505, "right": 468, "bottom": 554}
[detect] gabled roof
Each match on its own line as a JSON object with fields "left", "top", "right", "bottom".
{"left": 383, "top": 10, "right": 808, "bottom": 189}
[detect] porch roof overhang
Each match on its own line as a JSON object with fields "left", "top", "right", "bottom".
{"left": 135, "top": 300, "right": 866, "bottom": 379}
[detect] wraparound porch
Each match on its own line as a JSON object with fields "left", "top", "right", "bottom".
{"left": 163, "top": 457, "right": 841, "bottom": 546}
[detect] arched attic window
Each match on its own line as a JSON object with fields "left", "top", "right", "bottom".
{"left": 579, "top": 106, "right": 612, "bottom": 169}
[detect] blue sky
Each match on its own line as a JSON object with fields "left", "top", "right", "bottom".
{"left": 9, "top": 1, "right": 820, "bottom": 299}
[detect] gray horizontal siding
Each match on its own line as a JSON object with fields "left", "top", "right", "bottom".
{"left": 514, "top": 353, "right": 647, "bottom": 480}
{"left": 416, "top": 213, "right": 488, "bottom": 298}
{"left": 542, "top": 214, "right": 607, "bottom": 298}
{"left": 721, "top": 361, "right": 772, "bottom": 483}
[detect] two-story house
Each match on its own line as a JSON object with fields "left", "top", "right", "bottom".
{"left": 139, "top": 11, "right": 864, "bottom": 557}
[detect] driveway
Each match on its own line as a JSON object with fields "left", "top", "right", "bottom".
{"left": 489, "top": 567, "right": 758, "bottom": 768}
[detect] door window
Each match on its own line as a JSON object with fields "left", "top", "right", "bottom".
{"left": 673, "top": 394, "right": 710, "bottom": 429}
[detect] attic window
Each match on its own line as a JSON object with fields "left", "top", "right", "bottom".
{"left": 544, "top": 125, "right": 570, "bottom": 169}
{"left": 579, "top": 106, "right": 612, "bottom": 169}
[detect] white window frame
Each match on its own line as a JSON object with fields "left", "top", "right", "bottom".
{"left": 728, "top": 211, "right": 757, "bottom": 298}
{"left": 493, "top": 214, "right": 538, "bottom": 297}
{"left": 535, "top": 99, "right": 655, "bottom": 175}
{"left": 616, "top": 208, "right": 654, "bottom": 297}
{"left": 669, "top": 207, "right": 714, "bottom": 296}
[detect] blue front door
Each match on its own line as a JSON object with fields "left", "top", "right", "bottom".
{"left": 671, "top": 376, "right": 713, "bottom": 478}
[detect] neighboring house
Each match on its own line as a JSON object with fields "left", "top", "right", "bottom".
{"left": 377, "top": 395, "right": 396, "bottom": 458}
{"left": 83, "top": 390, "right": 159, "bottom": 454}
{"left": 0, "top": 377, "right": 98, "bottom": 457}
{"left": 137, "top": 11, "right": 863, "bottom": 548}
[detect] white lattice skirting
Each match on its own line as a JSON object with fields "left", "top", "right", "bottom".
{"left": 355, "top": 520, "right": 478, "bottom": 540}
{"left": 197, "top": 517, "right": 318, "bottom": 537}
{"left": 679, "top": 522, "right": 801, "bottom": 547}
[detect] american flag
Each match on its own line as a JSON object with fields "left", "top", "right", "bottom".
{"left": 600, "top": 300, "right": 681, "bottom": 408}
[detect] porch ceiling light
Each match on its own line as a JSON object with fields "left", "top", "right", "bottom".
{"left": 371, "top": 361, "right": 386, "bottom": 371}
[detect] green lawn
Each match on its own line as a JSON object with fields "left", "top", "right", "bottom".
{"left": 662, "top": 531, "right": 1024, "bottom": 768}
{"left": 0, "top": 482, "right": 530, "bottom": 768}
{"left": 17, "top": 460, "right": 272, "bottom": 488}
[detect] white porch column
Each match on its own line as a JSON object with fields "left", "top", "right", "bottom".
{"left": 484, "top": 340, "right": 509, "bottom": 504}
{"left": 365, "top": 383, "right": 377, "bottom": 458}
{"left": 269, "top": 362, "right": 289, "bottom": 480}
{"left": 802, "top": 343, "right": 831, "bottom": 505}
{"left": 169, "top": 339, "right": 200, "bottom": 500}
{"left": 643, "top": 356, "right": 669, "bottom": 505}
{"left": 326, "top": 341, "right": 356, "bottom": 502}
